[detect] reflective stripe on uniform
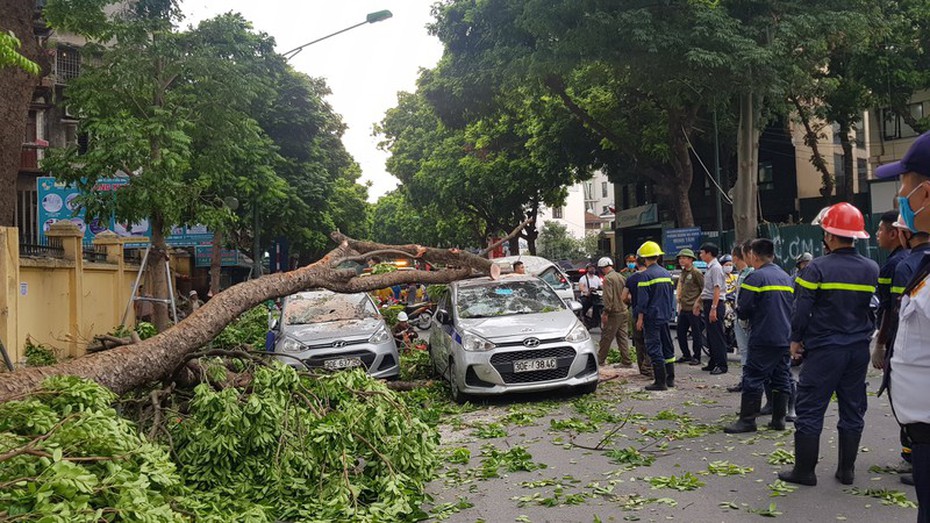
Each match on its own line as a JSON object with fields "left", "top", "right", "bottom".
{"left": 795, "top": 277, "right": 876, "bottom": 293}
{"left": 878, "top": 277, "right": 893, "bottom": 285}
{"left": 891, "top": 286, "right": 905, "bottom": 295}
{"left": 638, "top": 277, "right": 673, "bottom": 287}
{"left": 740, "top": 283, "right": 794, "bottom": 293}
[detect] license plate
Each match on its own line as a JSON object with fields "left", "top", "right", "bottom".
{"left": 324, "top": 357, "right": 362, "bottom": 370}
{"left": 513, "top": 357, "right": 558, "bottom": 373}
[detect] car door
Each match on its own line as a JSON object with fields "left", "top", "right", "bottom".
{"left": 429, "top": 292, "right": 453, "bottom": 375}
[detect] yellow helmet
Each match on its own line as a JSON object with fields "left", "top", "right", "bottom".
{"left": 637, "top": 240, "right": 664, "bottom": 258}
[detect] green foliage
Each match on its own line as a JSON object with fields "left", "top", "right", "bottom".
{"left": 399, "top": 349, "right": 433, "bottom": 381}
{"left": 845, "top": 487, "right": 918, "bottom": 508}
{"left": 426, "top": 284, "right": 449, "bottom": 303}
{"left": 445, "top": 447, "right": 471, "bottom": 465}
{"left": 705, "top": 460, "right": 753, "bottom": 476}
{"left": 24, "top": 340, "right": 58, "bottom": 367}
{"left": 135, "top": 322, "right": 157, "bottom": 340}
{"left": 473, "top": 422, "right": 508, "bottom": 439}
{"left": 605, "top": 447, "right": 655, "bottom": 469}
{"left": 748, "top": 502, "right": 783, "bottom": 517}
{"left": 766, "top": 448, "right": 795, "bottom": 465}
{"left": 380, "top": 304, "right": 406, "bottom": 327}
{"left": 212, "top": 306, "right": 270, "bottom": 349}
{"left": 370, "top": 189, "right": 478, "bottom": 248}
{"left": 538, "top": 221, "right": 585, "bottom": 261}
{"left": 169, "top": 366, "right": 439, "bottom": 521}
{"left": 0, "top": 30, "right": 40, "bottom": 75}
{"left": 767, "top": 479, "right": 797, "bottom": 497}
{"left": 646, "top": 472, "right": 705, "bottom": 491}
{"left": 478, "top": 445, "right": 546, "bottom": 478}
{"left": 0, "top": 377, "right": 184, "bottom": 521}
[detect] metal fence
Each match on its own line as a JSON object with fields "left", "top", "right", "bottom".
{"left": 19, "top": 237, "right": 64, "bottom": 258}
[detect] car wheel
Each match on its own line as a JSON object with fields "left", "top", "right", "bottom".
{"left": 416, "top": 311, "right": 432, "bottom": 330}
{"left": 448, "top": 358, "right": 469, "bottom": 404}
{"left": 576, "top": 381, "right": 598, "bottom": 395}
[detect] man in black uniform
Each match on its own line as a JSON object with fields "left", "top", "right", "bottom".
{"left": 779, "top": 202, "right": 879, "bottom": 487}
{"left": 724, "top": 239, "right": 795, "bottom": 434}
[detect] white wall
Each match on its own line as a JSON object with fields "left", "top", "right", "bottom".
{"left": 538, "top": 183, "right": 587, "bottom": 239}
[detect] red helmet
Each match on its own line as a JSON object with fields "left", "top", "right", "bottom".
{"left": 814, "top": 202, "right": 869, "bottom": 239}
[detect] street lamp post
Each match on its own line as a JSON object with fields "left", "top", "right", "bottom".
{"left": 251, "top": 10, "right": 393, "bottom": 279}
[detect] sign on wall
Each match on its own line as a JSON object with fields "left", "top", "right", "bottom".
{"left": 663, "top": 227, "right": 703, "bottom": 257}
{"left": 37, "top": 176, "right": 213, "bottom": 247}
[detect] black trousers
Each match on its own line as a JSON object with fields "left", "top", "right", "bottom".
{"left": 676, "top": 309, "right": 704, "bottom": 361}
{"left": 743, "top": 345, "right": 790, "bottom": 395}
{"left": 904, "top": 423, "right": 930, "bottom": 523}
{"left": 702, "top": 299, "right": 727, "bottom": 369}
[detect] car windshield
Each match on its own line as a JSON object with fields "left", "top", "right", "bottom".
{"left": 456, "top": 280, "right": 565, "bottom": 319}
{"left": 283, "top": 293, "right": 377, "bottom": 325}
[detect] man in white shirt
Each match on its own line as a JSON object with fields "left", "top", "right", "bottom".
{"left": 578, "top": 263, "right": 603, "bottom": 327}
{"left": 875, "top": 130, "right": 930, "bottom": 522}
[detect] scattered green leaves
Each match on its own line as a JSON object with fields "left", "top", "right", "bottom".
{"left": 766, "top": 448, "right": 795, "bottom": 465}
{"left": 846, "top": 488, "right": 918, "bottom": 508}
{"left": 646, "top": 472, "right": 705, "bottom": 491}
{"left": 768, "top": 479, "right": 798, "bottom": 497}
{"left": 605, "top": 447, "right": 655, "bottom": 469}
{"left": 706, "top": 460, "right": 753, "bottom": 476}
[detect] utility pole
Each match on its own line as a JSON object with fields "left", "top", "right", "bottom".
{"left": 713, "top": 108, "right": 723, "bottom": 241}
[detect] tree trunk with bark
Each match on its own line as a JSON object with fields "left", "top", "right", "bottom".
{"left": 667, "top": 111, "right": 696, "bottom": 228}
{"left": 0, "top": 0, "right": 41, "bottom": 227}
{"left": 838, "top": 121, "right": 855, "bottom": 202}
{"left": 149, "top": 212, "right": 171, "bottom": 332}
{"left": 734, "top": 93, "right": 762, "bottom": 241}
{"left": 0, "top": 221, "right": 531, "bottom": 401}
{"left": 792, "top": 97, "right": 834, "bottom": 200}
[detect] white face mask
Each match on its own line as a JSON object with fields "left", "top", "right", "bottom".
{"left": 723, "top": 265, "right": 733, "bottom": 275}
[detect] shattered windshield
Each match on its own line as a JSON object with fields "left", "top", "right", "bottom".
{"left": 283, "top": 293, "right": 377, "bottom": 325}
{"left": 456, "top": 280, "right": 565, "bottom": 319}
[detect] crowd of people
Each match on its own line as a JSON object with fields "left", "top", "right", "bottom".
{"left": 581, "top": 131, "right": 930, "bottom": 521}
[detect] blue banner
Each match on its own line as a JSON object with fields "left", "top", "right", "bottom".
{"left": 663, "top": 227, "right": 703, "bottom": 257}
{"left": 37, "top": 176, "right": 214, "bottom": 247}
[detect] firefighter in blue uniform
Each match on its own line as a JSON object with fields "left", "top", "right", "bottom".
{"left": 873, "top": 210, "right": 911, "bottom": 366}
{"left": 779, "top": 202, "right": 879, "bottom": 487}
{"left": 724, "top": 238, "right": 795, "bottom": 434}
{"left": 633, "top": 241, "right": 676, "bottom": 392}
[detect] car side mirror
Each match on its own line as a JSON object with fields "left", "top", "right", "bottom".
{"left": 436, "top": 309, "right": 453, "bottom": 325}
{"left": 568, "top": 300, "right": 583, "bottom": 313}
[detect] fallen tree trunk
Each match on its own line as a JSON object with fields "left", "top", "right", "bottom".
{"left": 0, "top": 223, "right": 529, "bottom": 402}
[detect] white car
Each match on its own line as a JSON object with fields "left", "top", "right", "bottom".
{"left": 492, "top": 255, "right": 575, "bottom": 304}
{"left": 429, "top": 274, "right": 598, "bottom": 403}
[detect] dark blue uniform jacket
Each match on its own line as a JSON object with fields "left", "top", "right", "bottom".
{"left": 892, "top": 243, "right": 930, "bottom": 296}
{"left": 737, "top": 263, "right": 794, "bottom": 348}
{"left": 790, "top": 248, "right": 879, "bottom": 350}
{"left": 634, "top": 263, "right": 675, "bottom": 323}
{"left": 877, "top": 247, "right": 908, "bottom": 325}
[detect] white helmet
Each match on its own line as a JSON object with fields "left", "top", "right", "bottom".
{"left": 597, "top": 256, "right": 613, "bottom": 268}
{"left": 397, "top": 312, "right": 408, "bottom": 322}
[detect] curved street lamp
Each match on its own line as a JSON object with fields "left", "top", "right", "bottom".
{"left": 281, "top": 10, "right": 393, "bottom": 60}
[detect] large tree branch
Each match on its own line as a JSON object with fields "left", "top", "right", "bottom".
{"left": 478, "top": 216, "right": 535, "bottom": 257}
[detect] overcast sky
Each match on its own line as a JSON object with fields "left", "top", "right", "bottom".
{"left": 181, "top": 0, "right": 444, "bottom": 201}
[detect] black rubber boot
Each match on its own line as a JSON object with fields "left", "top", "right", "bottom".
{"left": 835, "top": 431, "right": 861, "bottom": 485}
{"left": 768, "top": 391, "right": 789, "bottom": 431}
{"left": 724, "top": 393, "right": 761, "bottom": 434}
{"left": 758, "top": 383, "right": 773, "bottom": 416}
{"left": 665, "top": 363, "right": 675, "bottom": 388}
{"left": 645, "top": 363, "right": 668, "bottom": 391}
{"left": 786, "top": 380, "right": 797, "bottom": 422}
{"left": 901, "top": 473, "right": 915, "bottom": 486}
{"left": 778, "top": 434, "right": 819, "bottom": 486}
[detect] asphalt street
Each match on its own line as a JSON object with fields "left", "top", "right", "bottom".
{"left": 424, "top": 333, "right": 919, "bottom": 523}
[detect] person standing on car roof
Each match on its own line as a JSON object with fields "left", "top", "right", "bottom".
{"left": 724, "top": 238, "right": 794, "bottom": 434}
{"left": 696, "top": 243, "right": 728, "bottom": 375}
{"left": 674, "top": 248, "right": 704, "bottom": 366}
{"left": 779, "top": 202, "right": 879, "bottom": 487}
{"left": 598, "top": 257, "right": 631, "bottom": 367}
{"left": 634, "top": 241, "right": 676, "bottom": 391}
{"left": 875, "top": 131, "right": 930, "bottom": 521}
{"left": 623, "top": 257, "right": 653, "bottom": 378}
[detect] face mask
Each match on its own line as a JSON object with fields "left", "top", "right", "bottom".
{"left": 898, "top": 181, "right": 929, "bottom": 232}
{"left": 723, "top": 265, "right": 733, "bottom": 275}
{"left": 627, "top": 263, "right": 636, "bottom": 270}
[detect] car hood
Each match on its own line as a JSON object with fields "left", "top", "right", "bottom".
{"left": 283, "top": 317, "right": 383, "bottom": 343}
{"left": 457, "top": 310, "right": 578, "bottom": 342}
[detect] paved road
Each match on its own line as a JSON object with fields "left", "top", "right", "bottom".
{"left": 424, "top": 339, "right": 919, "bottom": 523}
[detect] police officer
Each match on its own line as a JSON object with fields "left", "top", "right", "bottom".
{"left": 779, "top": 202, "right": 879, "bottom": 487}
{"left": 873, "top": 210, "right": 910, "bottom": 369}
{"left": 723, "top": 238, "right": 794, "bottom": 434}
{"left": 875, "top": 130, "right": 930, "bottom": 520}
{"left": 633, "top": 241, "right": 676, "bottom": 391}
{"left": 598, "top": 257, "right": 631, "bottom": 367}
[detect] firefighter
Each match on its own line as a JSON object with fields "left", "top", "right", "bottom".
{"left": 779, "top": 202, "right": 879, "bottom": 487}
{"left": 723, "top": 238, "right": 794, "bottom": 434}
{"left": 633, "top": 241, "right": 676, "bottom": 391}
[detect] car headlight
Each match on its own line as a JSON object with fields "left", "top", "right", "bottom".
{"left": 565, "top": 322, "right": 590, "bottom": 343}
{"left": 461, "top": 332, "right": 495, "bottom": 352}
{"left": 280, "top": 337, "right": 303, "bottom": 353}
{"left": 369, "top": 325, "right": 391, "bottom": 344}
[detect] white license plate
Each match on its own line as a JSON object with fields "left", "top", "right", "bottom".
{"left": 324, "top": 357, "right": 362, "bottom": 370}
{"left": 513, "top": 357, "right": 558, "bottom": 373}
